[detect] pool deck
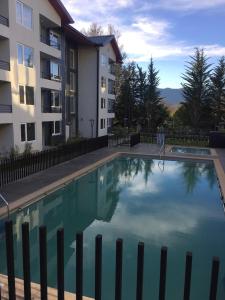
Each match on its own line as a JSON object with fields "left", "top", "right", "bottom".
{"left": 0, "top": 274, "right": 93, "bottom": 300}
{"left": 0, "top": 143, "right": 225, "bottom": 216}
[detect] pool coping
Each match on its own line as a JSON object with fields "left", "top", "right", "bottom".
{"left": 1, "top": 148, "right": 225, "bottom": 218}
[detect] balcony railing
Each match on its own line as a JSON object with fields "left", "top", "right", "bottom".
{"left": 0, "top": 60, "right": 10, "bottom": 71}
{"left": 42, "top": 105, "right": 62, "bottom": 113}
{"left": 0, "top": 104, "right": 12, "bottom": 113}
{"left": 42, "top": 72, "right": 61, "bottom": 82}
{"left": 0, "top": 15, "right": 9, "bottom": 27}
{"left": 40, "top": 34, "right": 61, "bottom": 50}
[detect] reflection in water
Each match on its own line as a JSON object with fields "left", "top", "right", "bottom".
{"left": 0, "top": 157, "right": 224, "bottom": 300}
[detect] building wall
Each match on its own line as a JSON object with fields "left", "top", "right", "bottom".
{"left": 98, "top": 43, "right": 116, "bottom": 137}
{"left": 78, "top": 46, "right": 98, "bottom": 138}
{"left": 0, "top": 0, "right": 63, "bottom": 154}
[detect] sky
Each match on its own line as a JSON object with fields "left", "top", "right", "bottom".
{"left": 61, "top": 0, "right": 225, "bottom": 88}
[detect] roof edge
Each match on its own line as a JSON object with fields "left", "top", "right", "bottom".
{"left": 48, "top": 0, "right": 74, "bottom": 24}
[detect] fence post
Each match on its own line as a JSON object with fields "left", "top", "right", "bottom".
{"left": 159, "top": 246, "right": 168, "bottom": 300}
{"left": 57, "top": 228, "right": 64, "bottom": 300}
{"left": 95, "top": 235, "right": 102, "bottom": 300}
{"left": 115, "top": 239, "right": 123, "bottom": 300}
{"left": 39, "top": 226, "right": 47, "bottom": 300}
{"left": 136, "top": 242, "right": 144, "bottom": 300}
{"left": 209, "top": 257, "right": 220, "bottom": 300}
{"left": 5, "top": 220, "right": 16, "bottom": 300}
{"left": 76, "top": 232, "right": 83, "bottom": 300}
{"left": 22, "top": 222, "right": 31, "bottom": 300}
{"left": 183, "top": 252, "right": 192, "bottom": 300}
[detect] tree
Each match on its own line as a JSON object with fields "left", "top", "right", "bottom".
{"left": 145, "top": 58, "right": 165, "bottom": 130}
{"left": 209, "top": 56, "right": 225, "bottom": 129}
{"left": 181, "top": 48, "right": 212, "bottom": 131}
{"left": 81, "top": 23, "right": 104, "bottom": 36}
{"left": 136, "top": 66, "right": 147, "bottom": 123}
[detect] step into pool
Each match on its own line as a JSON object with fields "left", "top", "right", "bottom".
{"left": 0, "top": 156, "right": 224, "bottom": 300}
{"left": 171, "top": 146, "right": 211, "bottom": 155}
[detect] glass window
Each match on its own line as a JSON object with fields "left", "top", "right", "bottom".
{"left": 55, "top": 121, "right": 61, "bottom": 135}
{"left": 101, "top": 54, "right": 107, "bottom": 66}
{"left": 101, "top": 76, "right": 106, "bottom": 89}
{"left": 24, "top": 46, "right": 33, "bottom": 67}
{"left": 21, "top": 124, "right": 26, "bottom": 142}
{"left": 19, "top": 86, "right": 24, "bottom": 104}
{"left": 27, "top": 123, "right": 35, "bottom": 141}
{"left": 17, "top": 44, "right": 23, "bottom": 65}
{"left": 101, "top": 98, "right": 105, "bottom": 109}
{"left": 23, "top": 4, "right": 32, "bottom": 29}
{"left": 50, "top": 62, "right": 60, "bottom": 80}
{"left": 70, "top": 96, "right": 75, "bottom": 113}
{"left": 70, "top": 72, "right": 76, "bottom": 91}
{"left": 51, "top": 91, "right": 61, "bottom": 107}
{"left": 50, "top": 31, "right": 60, "bottom": 49}
{"left": 16, "top": 1, "right": 33, "bottom": 29}
{"left": 69, "top": 49, "right": 75, "bottom": 68}
{"left": 108, "top": 79, "right": 115, "bottom": 94}
{"left": 26, "top": 86, "right": 34, "bottom": 105}
{"left": 16, "top": 1, "right": 22, "bottom": 24}
{"left": 100, "top": 119, "right": 105, "bottom": 129}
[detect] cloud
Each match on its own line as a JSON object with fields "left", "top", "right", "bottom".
{"left": 155, "top": 0, "right": 225, "bottom": 11}
{"left": 62, "top": 0, "right": 225, "bottom": 62}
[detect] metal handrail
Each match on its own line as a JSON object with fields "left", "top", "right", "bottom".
{"left": 0, "top": 193, "right": 9, "bottom": 219}
{"left": 159, "top": 137, "right": 166, "bottom": 160}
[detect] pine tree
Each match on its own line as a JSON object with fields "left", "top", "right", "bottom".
{"left": 136, "top": 66, "right": 147, "bottom": 124}
{"left": 210, "top": 56, "right": 225, "bottom": 128}
{"left": 145, "top": 58, "right": 164, "bottom": 130}
{"left": 181, "top": 48, "right": 212, "bottom": 131}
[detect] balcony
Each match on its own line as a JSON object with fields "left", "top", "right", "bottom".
{"left": 0, "top": 36, "right": 10, "bottom": 71}
{"left": 40, "top": 53, "right": 61, "bottom": 82}
{"left": 0, "top": 104, "right": 12, "bottom": 113}
{"left": 41, "top": 89, "right": 62, "bottom": 113}
{"left": 108, "top": 59, "right": 116, "bottom": 76}
{"left": 0, "top": 60, "right": 10, "bottom": 71}
{"left": 0, "top": 1, "right": 9, "bottom": 28}
{"left": 0, "top": 15, "right": 8, "bottom": 27}
{"left": 108, "top": 79, "right": 115, "bottom": 95}
{"left": 108, "top": 99, "right": 115, "bottom": 114}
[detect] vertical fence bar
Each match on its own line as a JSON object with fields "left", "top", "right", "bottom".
{"left": 209, "top": 257, "right": 220, "bottom": 300}
{"left": 159, "top": 246, "right": 168, "bottom": 300}
{"left": 183, "top": 252, "right": 192, "bottom": 300}
{"left": 5, "top": 220, "right": 16, "bottom": 300}
{"left": 57, "top": 228, "right": 64, "bottom": 300}
{"left": 22, "top": 222, "right": 31, "bottom": 300}
{"left": 39, "top": 226, "right": 47, "bottom": 300}
{"left": 136, "top": 242, "right": 145, "bottom": 300}
{"left": 115, "top": 239, "right": 123, "bottom": 300}
{"left": 76, "top": 232, "right": 83, "bottom": 300}
{"left": 95, "top": 235, "right": 102, "bottom": 300}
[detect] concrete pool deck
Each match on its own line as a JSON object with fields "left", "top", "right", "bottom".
{"left": 0, "top": 143, "right": 225, "bottom": 217}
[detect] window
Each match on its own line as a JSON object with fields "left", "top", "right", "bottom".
{"left": 19, "top": 86, "right": 25, "bottom": 104}
{"left": 108, "top": 79, "right": 115, "bottom": 95}
{"left": 108, "top": 99, "right": 115, "bottom": 113}
{"left": 101, "top": 76, "right": 106, "bottom": 89}
{"left": 49, "top": 31, "right": 60, "bottom": 49}
{"left": 51, "top": 91, "right": 61, "bottom": 107}
{"left": 70, "top": 49, "right": 75, "bottom": 69}
{"left": 50, "top": 61, "right": 60, "bottom": 80}
{"left": 101, "top": 98, "right": 106, "bottom": 109}
{"left": 17, "top": 44, "right": 33, "bottom": 67}
{"left": 101, "top": 54, "right": 107, "bottom": 66}
{"left": 19, "top": 86, "right": 34, "bottom": 105}
{"left": 16, "top": 1, "right": 33, "bottom": 29}
{"left": 108, "top": 58, "right": 116, "bottom": 75}
{"left": 70, "top": 72, "right": 76, "bottom": 91}
{"left": 21, "top": 123, "right": 35, "bottom": 142}
{"left": 26, "top": 87, "right": 34, "bottom": 105}
{"left": 100, "top": 118, "right": 106, "bottom": 129}
{"left": 70, "top": 96, "right": 75, "bottom": 113}
{"left": 52, "top": 121, "right": 61, "bottom": 136}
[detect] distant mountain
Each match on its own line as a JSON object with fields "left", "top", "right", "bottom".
{"left": 159, "top": 88, "right": 183, "bottom": 107}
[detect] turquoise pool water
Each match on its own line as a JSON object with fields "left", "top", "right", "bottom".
{"left": 0, "top": 157, "right": 225, "bottom": 300}
{"left": 171, "top": 146, "right": 211, "bottom": 155}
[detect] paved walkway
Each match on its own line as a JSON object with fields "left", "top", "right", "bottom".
{"left": 1, "top": 143, "right": 225, "bottom": 207}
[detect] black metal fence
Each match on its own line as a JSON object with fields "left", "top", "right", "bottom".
{"left": 141, "top": 133, "right": 209, "bottom": 147}
{"left": 108, "top": 133, "right": 140, "bottom": 148}
{"left": 1, "top": 220, "right": 220, "bottom": 300}
{"left": 0, "top": 136, "right": 108, "bottom": 187}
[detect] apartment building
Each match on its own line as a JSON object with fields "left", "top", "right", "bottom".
{"left": 0, "top": 0, "right": 122, "bottom": 155}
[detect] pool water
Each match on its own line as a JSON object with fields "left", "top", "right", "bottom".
{"left": 171, "top": 146, "right": 211, "bottom": 155}
{"left": 0, "top": 157, "right": 225, "bottom": 300}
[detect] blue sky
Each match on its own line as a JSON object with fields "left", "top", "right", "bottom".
{"left": 62, "top": 0, "right": 225, "bottom": 88}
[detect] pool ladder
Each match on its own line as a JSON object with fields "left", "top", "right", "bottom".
{"left": 159, "top": 139, "right": 165, "bottom": 160}
{"left": 0, "top": 193, "right": 9, "bottom": 219}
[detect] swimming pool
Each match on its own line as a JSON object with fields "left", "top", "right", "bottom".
{"left": 171, "top": 146, "right": 211, "bottom": 155}
{"left": 0, "top": 156, "right": 225, "bottom": 300}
